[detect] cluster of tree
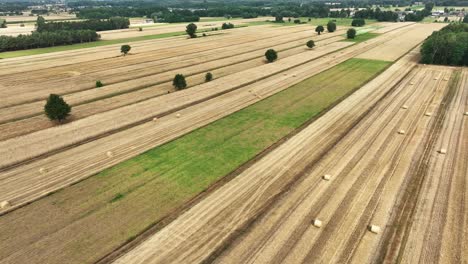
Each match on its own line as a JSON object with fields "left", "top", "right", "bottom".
{"left": 154, "top": 9, "right": 199, "bottom": 23}
{"left": 354, "top": 8, "right": 398, "bottom": 22}
{"left": 36, "top": 16, "right": 129, "bottom": 32}
{"left": 0, "top": 2, "right": 29, "bottom": 15}
{"left": 405, "top": 2, "right": 434, "bottom": 21}
{"left": 0, "top": 30, "right": 100, "bottom": 52}
{"left": 352, "top": 18, "right": 366, "bottom": 27}
{"left": 193, "top": 6, "right": 268, "bottom": 18}
{"left": 329, "top": 9, "right": 352, "bottom": 18}
{"left": 77, "top": 7, "right": 167, "bottom": 19}
{"left": 420, "top": 23, "right": 468, "bottom": 66}
{"left": 271, "top": 3, "right": 330, "bottom": 19}
{"left": 222, "top": 23, "right": 235, "bottom": 29}
{"left": 31, "top": 9, "right": 48, "bottom": 15}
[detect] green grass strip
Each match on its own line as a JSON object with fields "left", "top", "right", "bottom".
{"left": 343, "top": 32, "right": 381, "bottom": 43}
{"left": 0, "top": 58, "right": 390, "bottom": 264}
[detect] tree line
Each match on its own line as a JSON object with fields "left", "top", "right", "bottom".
{"left": 420, "top": 23, "right": 468, "bottom": 66}
{"left": 37, "top": 16, "right": 130, "bottom": 32}
{"left": 354, "top": 8, "right": 399, "bottom": 22}
{"left": 0, "top": 30, "right": 100, "bottom": 52}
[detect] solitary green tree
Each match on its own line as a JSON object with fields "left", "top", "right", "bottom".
{"left": 347, "top": 28, "right": 357, "bottom": 39}
{"left": 327, "top": 21, "right": 337, "bottom": 32}
{"left": 315, "top": 25, "right": 325, "bottom": 35}
{"left": 306, "top": 40, "right": 315, "bottom": 49}
{"left": 36, "top": 16, "right": 46, "bottom": 32}
{"left": 186, "top": 23, "right": 197, "bottom": 38}
{"left": 121, "top": 44, "right": 131, "bottom": 56}
{"left": 44, "top": 94, "right": 71, "bottom": 122}
{"left": 265, "top": 49, "right": 278, "bottom": 63}
{"left": 205, "top": 72, "right": 213, "bottom": 82}
{"left": 173, "top": 74, "right": 187, "bottom": 89}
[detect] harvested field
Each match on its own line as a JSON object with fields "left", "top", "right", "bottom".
{"left": 98, "top": 17, "right": 273, "bottom": 40}
{"left": 0, "top": 23, "right": 421, "bottom": 172}
{"left": 0, "top": 23, "right": 439, "bottom": 215}
{"left": 113, "top": 55, "right": 466, "bottom": 264}
{"left": 0, "top": 27, "right": 346, "bottom": 128}
{"left": 356, "top": 23, "right": 445, "bottom": 61}
{"left": 0, "top": 20, "right": 457, "bottom": 264}
{"left": 0, "top": 25, "right": 34, "bottom": 36}
{"left": 0, "top": 58, "right": 389, "bottom": 264}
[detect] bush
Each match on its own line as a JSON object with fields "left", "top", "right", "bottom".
{"left": 96, "top": 80, "right": 103, "bottom": 87}
{"left": 294, "top": 19, "right": 301, "bottom": 24}
{"left": 351, "top": 18, "right": 366, "bottom": 27}
{"left": 186, "top": 23, "right": 197, "bottom": 38}
{"left": 121, "top": 44, "right": 131, "bottom": 55}
{"left": 347, "top": 28, "right": 357, "bottom": 39}
{"left": 265, "top": 49, "right": 278, "bottom": 63}
{"left": 315, "top": 25, "right": 324, "bottom": 35}
{"left": 138, "top": 27, "right": 143, "bottom": 31}
{"left": 221, "top": 22, "right": 234, "bottom": 30}
{"left": 173, "top": 74, "right": 187, "bottom": 89}
{"left": 202, "top": 33, "right": 206, "bottom": 37}
{"left": 327, "top": 21, "right": 336, "bottom": 32}
{"left": 44, "top": 94, "right": 71, "bottom": 122}
{"left": 306, "top": 40, "right": 315, "bottom": 48}
{"left": 205, "top": 72, "right": 213, "bottom": 82}
{"left": 0, "top": 19, "right": 6, "bottom": 28}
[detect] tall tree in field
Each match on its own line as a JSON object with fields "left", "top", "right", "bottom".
{"left": 173, "top": 74, "right": 187, "bottom": 89}
{"left": 315, "top": 25, "right": 324, "bottom": 35}
{"left": 265, "top": 49, "right": 278, "bottom": 63}
{"left": 186, "top": 23, "right": 197, "bottom": 38}
{"left": 44, "top": 94, "right": 71, "bottom": 122}
{"left": 347, "top": 28, "right": 357, "bottom": 39}
{"left": 327, "top": 21, "right": 337, "bottom": 32}
{"left": 36, "top": 16, "right": 46, "bottom": 32}
{"left": 121, "top": 44, "right": 131, "bottom": 55}
{"left": 306, "top": 40, "right": 315, "bottom": 48}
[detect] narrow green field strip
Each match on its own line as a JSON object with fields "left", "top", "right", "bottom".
{"left": 343, "top": 32, "right": 381, "bottom": 43}
{"left": 0, "top": 58, "right": 390, "bottom": 264}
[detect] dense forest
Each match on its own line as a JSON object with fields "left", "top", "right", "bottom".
{"left": 420, "top": 23, "right": 468, "bottom": 66}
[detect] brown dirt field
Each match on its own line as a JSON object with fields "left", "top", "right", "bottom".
{"left": 356, "top": 23, "right": 445, "bottom": 61}
{"left": 113, "top": 58, "right": 465, "bottom": 264}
